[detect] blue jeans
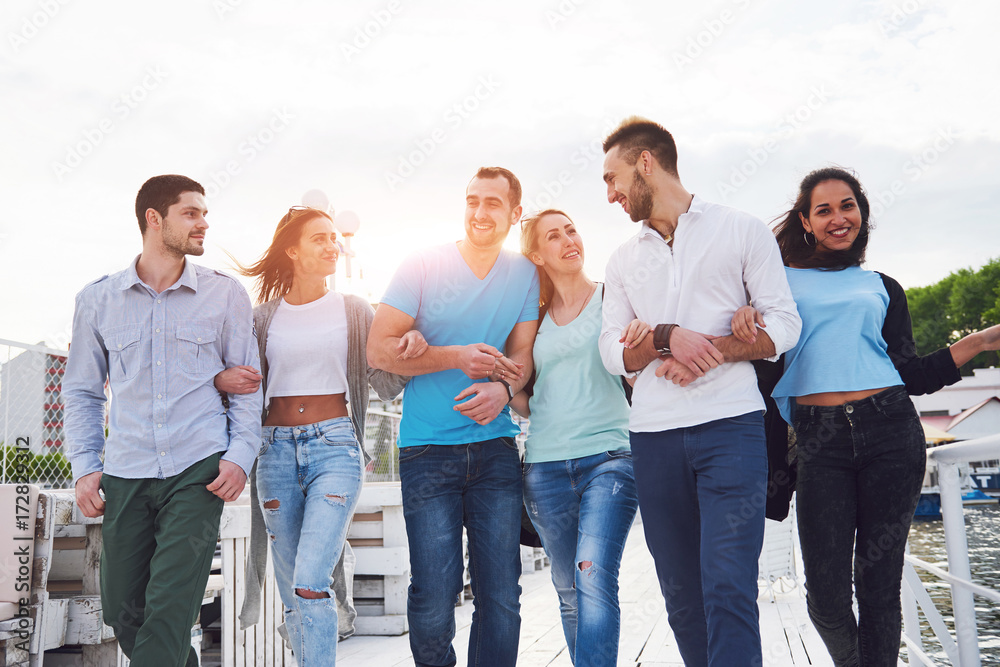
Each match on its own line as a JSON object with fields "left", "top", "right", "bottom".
{"left": 523, "top": 450, "right": 638, "bottom": 666}
{"left": 257, "top": 417, "right": 364, "bottom": 666}
{"left": 399, "top": 438, "right": 523, "bottom": 667}
{"left": 630, "top": 412, "right": 767, "bottom": 667}
{"left": 794, "top": 386, "right": 925, "bottom": 667}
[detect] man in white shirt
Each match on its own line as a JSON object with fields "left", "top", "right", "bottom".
{"left": 598, "top": 117, "right": 800, "bottom": 667}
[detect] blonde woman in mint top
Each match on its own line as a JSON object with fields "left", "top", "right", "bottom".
{"left": 733, "top": 168, "right": 1000, "bottom": 667}
{"left": 510, "top": 209, "right": 640, "bottom": 667}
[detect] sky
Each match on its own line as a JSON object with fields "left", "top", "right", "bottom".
{"left": 2, "top": 0, "right": 999, "bottom": 349}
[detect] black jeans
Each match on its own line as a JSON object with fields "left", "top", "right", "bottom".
{"left": 793, "top": 386, "right": 925, "bottom": 667}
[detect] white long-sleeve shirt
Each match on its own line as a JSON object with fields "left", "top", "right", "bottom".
{"left": 599, "top": 195, "right": 801, "bottom": 433}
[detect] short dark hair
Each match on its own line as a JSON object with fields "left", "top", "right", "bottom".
{"left": 602, "top": 117, "right": 679, "bottom": 177}
{"left": 135, "top": 175, "right": 205, "bottom": 235}
{"left": 472, "top": 167, "right": 522, "bottom": 209}
{"left": 773, "top": 167, "right": 872, "bottom": 270}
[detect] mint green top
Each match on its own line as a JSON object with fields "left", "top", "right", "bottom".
{"left": 525, "top": 290, "right": 631, "bottom": 463}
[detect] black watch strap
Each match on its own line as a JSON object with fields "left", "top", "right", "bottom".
{"left": 496, "top": 378, "right": 514, "bottom": 402}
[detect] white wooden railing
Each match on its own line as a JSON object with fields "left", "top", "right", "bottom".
{"left": 901, "top": 433, "right": 1000, "bottom": 667}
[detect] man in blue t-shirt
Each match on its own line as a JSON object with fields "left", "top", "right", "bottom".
{"left": 368, "top": 167, "right": 539, "bottom": 667}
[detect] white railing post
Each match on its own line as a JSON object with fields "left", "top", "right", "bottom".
{"left": 936, "top": 459, "right": 981, "bottom": 667}
{"left": 901, "top": 543, "right": 923, "bottom": 662}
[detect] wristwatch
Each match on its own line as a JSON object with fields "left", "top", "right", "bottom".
{"left": 495, "top": 378, "right": 514, "bottom": 403}
{"left": 653, "top": 323, "right": 678, "bottom": 355}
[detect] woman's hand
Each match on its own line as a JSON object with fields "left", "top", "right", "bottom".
{"left": 489, "top": 356, "right": 525, "bottom": 382}
{"left": 619, "top": 319, "right": 652, "bottom": 349}
{"left": 731, "top": 305, "right": 765, "bottom": 345}
{"left": 396, "top": 329, "right": 429, "bottom": 360}
{"left": 214, "top": 365, "right": 262, "bottom": 394}
{"left": 654, "top": 356, "right": 698, "bottom": 387}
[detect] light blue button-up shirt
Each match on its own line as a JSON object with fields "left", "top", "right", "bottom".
{"left": 63, "top": 256, "right": 262, "bottom": 483}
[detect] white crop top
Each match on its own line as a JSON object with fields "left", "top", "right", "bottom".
{"left": 264, "top": 290, "right": 349, "bottom": 407}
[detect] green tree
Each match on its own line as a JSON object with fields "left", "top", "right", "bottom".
{"left": 906, "top": 258, "right": 1000, "bottom": 375}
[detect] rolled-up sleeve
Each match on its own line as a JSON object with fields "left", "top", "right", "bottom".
{"left": 599, "top": 250, "right": 635, "bottom": 377}
{"left": 219, "top": 283, "right": 263, "bottom": 477}
{"left": 742, "top": 220, "right": 801, "bottom": 359}
{"left": 63, "top": 290, "right": 109, "bottom": 484}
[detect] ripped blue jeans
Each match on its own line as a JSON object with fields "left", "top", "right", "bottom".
{"left": 257, "top": 417, "right": 363, "bottom": 666}
{"left": 522, "top": 450, "right": 638, "bottom": 667}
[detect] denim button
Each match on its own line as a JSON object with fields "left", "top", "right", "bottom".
{"left": 845, "top": 405, "right": 854, "bottom": 414}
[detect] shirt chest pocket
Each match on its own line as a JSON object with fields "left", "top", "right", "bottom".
{"left": 176, "top": 325, "right": 218, "bottom": 375}
{"left": 105, "top": 328, "right": 142, "bottom": 382}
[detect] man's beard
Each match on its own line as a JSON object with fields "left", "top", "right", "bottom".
{"left": 628, "top": 171, "right": 654, "bottom": 222}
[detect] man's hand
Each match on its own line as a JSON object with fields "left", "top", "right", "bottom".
{"left": 214, "top": 366, "right": 262, "bottom": 394}
{"left": 75, "top": 471, "right": 105, "bottom": 518}
{"left": 458, "top": 343, "right": 517, "bottom": 380}
{"left": 396, "top": 330, "right": 429, "bottom": 360}
{"left": 207, "top": 460, "right": 247, "bottom": 502}
{"left": 654, "top": 356, "right": 699, "bottom": 387}
{"left": 667, "top": 327, "right": 724, "bottom": 376}
{"left": 453, "top": 382, "right": 510, "bottom": 425}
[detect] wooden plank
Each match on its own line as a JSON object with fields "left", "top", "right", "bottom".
{"left": 353, "top": 547, "right": 409, "bottom": 576}
{"left": 81, "top": 523, "right": 118, "bottom": 665}
{"left": 221, "top": 536, "right": 237, "bottom": 667}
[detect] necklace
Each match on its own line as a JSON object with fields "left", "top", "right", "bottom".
{"left": 551, "top": 283, "right": 597, "bottom": 326}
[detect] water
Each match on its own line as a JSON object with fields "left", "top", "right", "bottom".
{"left": 908, "top": 504, "right": 1000, "bottom": 664}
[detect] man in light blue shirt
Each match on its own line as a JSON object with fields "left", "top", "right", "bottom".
{"left": 368, "top": 167, "right": 539, "bottom": 667}
{"left": 63, "top": 174, "right": 262, "bottom": 666}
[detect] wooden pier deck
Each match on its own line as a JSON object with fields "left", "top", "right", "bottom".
{"left": 336, "top": 519, "right": 834, "bottom": 667}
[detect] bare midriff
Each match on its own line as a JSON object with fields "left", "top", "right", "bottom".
{"left": 265, "top": 393, "right": 349, "bottom": 427}
{"left": 795, "top": 387, "right": 892, "bottom": 406}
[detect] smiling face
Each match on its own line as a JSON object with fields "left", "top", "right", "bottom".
{"left": 286, "top": 215, "right": 339, "bottom": 280}
{"left": 603, "top": 146, "right": 653, "bottom": 222}
{"left": 529, "top": 212, "right": 584, "bottom": 278}
{"left": 159, "top": 191, "right": 209, "bottom": 257}
{"left": 464, "top": 176, "right": 520, "bottom": 250}
{"left": 800, "top": 179, "right": 863, "bottom": 254}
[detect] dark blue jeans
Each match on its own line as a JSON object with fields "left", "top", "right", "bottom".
{"left": 631, "top": 412, "right": 767, "bottom": 667}
{"left": 399, "top": 438, "right": 522, "bottom": 667}
{"left": 522, "top": 450, "right": 638, "bottom": 666}
{"left": 794, "top": 386, "right": 925, "bottom": 667}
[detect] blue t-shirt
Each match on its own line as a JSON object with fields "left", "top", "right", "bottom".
{"left": 380, "top": 243, "right": 540, "bottom": 447}
{"left": 772, "top": 266, "right": 904, "bottom": 423}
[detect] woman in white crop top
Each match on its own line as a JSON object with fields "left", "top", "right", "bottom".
{"left": 732, "top": 168, "right": 1000, "bottom": 666}
{"left": 216, "top": 206, "right": 423, "bottom": 665}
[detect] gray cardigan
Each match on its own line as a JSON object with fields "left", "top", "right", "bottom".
{"left": 238, "top": 294, "right": 408, "bottom": 629}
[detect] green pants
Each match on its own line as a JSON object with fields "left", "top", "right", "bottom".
{"left": 100, "top": 453, "right": 224, "bottom": 667}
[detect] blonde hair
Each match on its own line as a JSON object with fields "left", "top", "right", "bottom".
{"left": 520, "top": 208, "right": 575, "bottom": 315}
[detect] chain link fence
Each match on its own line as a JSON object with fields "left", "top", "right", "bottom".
{"left": 0, "top": 338, "right": 74, "bottom": 488}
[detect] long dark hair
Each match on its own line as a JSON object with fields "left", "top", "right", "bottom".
{"left": 774, "top": 167, "right": 872, "bottom": 270}
{"left": 230, "top": 207, "right": 335, "bottom": 304}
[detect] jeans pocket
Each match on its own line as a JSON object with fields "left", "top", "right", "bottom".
{"left": 872, "top": 388, "right": 916, "bottom": 421}
{"left": 498, "top": 437, "right": 519, "bottom": 452}
{"left": 320, "top": 424, "right": 357, "bottom": 447}
{"left": 522, "top": 462, "right": 533, "bottom": 476}
{"left": 606, "top": 449, "right": 632, "bottom": 460}
{"left": 398, "top": 444, "right": 432, "bottom": 462}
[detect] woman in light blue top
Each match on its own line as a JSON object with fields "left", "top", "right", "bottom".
{"left": 733, "top": 168, "right": 1000, "bottom": 666}
{"left": 510, "top": 209, "right": 640, "bottom": 667}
